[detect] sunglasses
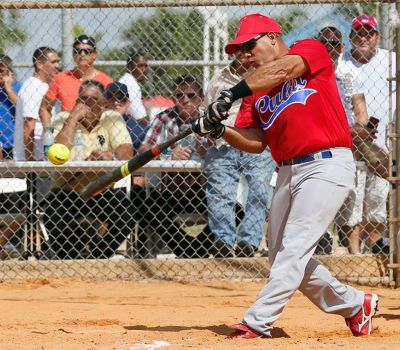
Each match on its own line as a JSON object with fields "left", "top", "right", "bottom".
{"left": 79, "top": 95, "right": 99, "bottom": 105}
{"left": 319, "top": 39, "right": 342, "bottom": 48}
{"left": 73, "top": 47, "right": 95, "bottom": 55}
{"left": 106, "top": 93, "right": 129, "bottom": 103}
{"left": 175, "top": 92, "right": 198, "bottom": 100}
{"left": 239, "top": 33, "right": 268, "bottom": 53}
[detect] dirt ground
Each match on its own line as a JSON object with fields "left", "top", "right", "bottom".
{"left": 0, "top": 278, "right": 398, "bottom": 350}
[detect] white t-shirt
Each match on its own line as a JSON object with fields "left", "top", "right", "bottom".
{"left": 342, "top": 49, "right": 396, "bottom": 147}
{"left": 118, "top": 72, "right": 147, "bottom": 121}
{"left": 14, "top": 76, "right": 51, "bottom": 161}
{"left": 336, "top": 53, "right": 364, "bottom": 126}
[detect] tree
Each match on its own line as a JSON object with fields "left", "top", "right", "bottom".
{"left": 105, "top": 8, "right": 205, "bottom": 97}
{"left": 107, "top": 8, "right": 309, "bottom": 97}
{"left": 0, "top": 10, "right": 26, "bottom": 55}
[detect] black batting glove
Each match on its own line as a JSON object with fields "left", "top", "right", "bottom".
{"left": 207, "top": 90, "right": 234, "bottom": 123}
{"left": 209, "top": 124, "right": 226, "bottom": 139}
{"left": 192, "top": 117, "right": 225, "bottom": 139}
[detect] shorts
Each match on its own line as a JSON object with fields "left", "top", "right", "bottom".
{"left": 336, "top": 161, "right": 389, "bottom": 227}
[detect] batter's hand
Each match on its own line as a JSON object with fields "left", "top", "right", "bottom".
{"left": 207, "top": 90, "right": 234, "bottom": 123}
{"left": 192, "top": 117, "right": 225, "bottom": 138}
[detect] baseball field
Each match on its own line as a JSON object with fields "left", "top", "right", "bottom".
{"left": 0, "top": 278, "right": 398, "bottom": 349}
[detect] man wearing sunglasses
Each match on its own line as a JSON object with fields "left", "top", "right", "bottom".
{"left": 39, "top": 35, "right": 113, "bottom": 130}
{"left": 317, "top": 27, "right": 374, "bottom": 255}
{"left": 192, "top": 13, "right": 377, "bottom": 339}
{"left": 335, "top": 15, "right": 391, "bottom": 257}
{"left": 138, "top": 75, "right": 210, "bottom": 259}
{"left": 44, "top": 80, "right": 133, "bottom": 259}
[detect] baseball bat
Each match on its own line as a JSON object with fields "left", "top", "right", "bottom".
{"left": 80, "top": 127, "right": 193, "bottom": 201}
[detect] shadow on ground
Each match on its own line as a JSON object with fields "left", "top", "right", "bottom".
{"left": 124, "top": 324, "right": 290, "bottom": 338}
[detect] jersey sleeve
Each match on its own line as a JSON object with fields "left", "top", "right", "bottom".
{"left": 288, "top": 39, "right": 333, "bottom": 77}
{"left": 234, "top": 95, "right": 260, "bottom": 128}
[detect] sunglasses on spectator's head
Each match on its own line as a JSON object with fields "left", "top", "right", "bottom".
{"left": 175, "top": 92, "right": 197, "bottom": 100}
{"left": 73, "top": 47, "right": 95, "bottom": 55}
{"left": 239, "top": 33, "right": 268, "bottom": 53}
{"left": 318, "top": 39, "right": 342, "bottom": 48}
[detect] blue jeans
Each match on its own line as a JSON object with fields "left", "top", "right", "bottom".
{"left": 204, "top": 146, "right": 275, "bottom": 248}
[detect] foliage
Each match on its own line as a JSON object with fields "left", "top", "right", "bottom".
{"left": 0, "top": 10, "right": 27, "bottom": 55}
{"left": 276, "top": 9, "right": 309, "bottom": 36}
{"left": 72, "top": 23, "right": 103, "bottom": 44}
{"left": 106, "top": 8, "right": 204, "bottom": 97}
{"left": 105, "top": 8, "right": 310, "bottom": 97}
{"left": 334, "top": 2, "right": 377, "bottom": 21}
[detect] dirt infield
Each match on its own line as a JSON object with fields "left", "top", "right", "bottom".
{"left": 0, "top": 278, "right": 398, "bottom": 350}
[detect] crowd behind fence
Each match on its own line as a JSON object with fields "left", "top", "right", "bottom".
{"left": 0, "top": 1, "right": 398, "bottom": 285}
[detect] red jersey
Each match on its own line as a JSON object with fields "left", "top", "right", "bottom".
{"left": 235, "top": 39, "right": 352, "bottom": 164}
{"left": 46, "top": 70, "right": 113, "bottom": 111}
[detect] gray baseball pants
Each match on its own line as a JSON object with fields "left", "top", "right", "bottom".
{"left": 243, "top": 147, "right": 364, "bottom": 336}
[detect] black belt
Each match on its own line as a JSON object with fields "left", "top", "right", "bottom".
{"left": 281, "top": 150, "right": 333, "bottom": 166}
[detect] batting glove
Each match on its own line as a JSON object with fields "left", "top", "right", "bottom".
{"left": 192, "top": 117, "right": 225, "bottom": 139}
{"left": 207, "top": 90, "right": 234, "bottom": 123}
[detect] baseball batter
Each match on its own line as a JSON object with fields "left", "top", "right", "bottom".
{"left": 192, "top": 13, "right": 378, "bottom": 338}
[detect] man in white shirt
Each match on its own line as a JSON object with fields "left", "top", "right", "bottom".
{"left": 14, "top": 47, "right": 60, "bottom": 161}
{"left": 118, "top": 51, "right": 149, "bottom": 125}
{"left": 335, "top": 15, "right": 392, "bottom": 254}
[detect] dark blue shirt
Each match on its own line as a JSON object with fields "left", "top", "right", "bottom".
{"left": 124, "top": 115, "right": 149, "bottom": 152}
{"left": 0, "top": 81, "right": 21, "bottom": 149}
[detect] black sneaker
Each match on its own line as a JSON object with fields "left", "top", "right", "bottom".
{"left": 212, "top": 239, "right": 234, "bottom": 258}
{"left": 235, "top": 240, "right": 256, "bottom": 257}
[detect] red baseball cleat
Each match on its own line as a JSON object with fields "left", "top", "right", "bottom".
{"left": 345, "top": 293, "right": 379, "bottom": 336}
{"left": 226, "top": 323, "right": 265, "bottom": 339}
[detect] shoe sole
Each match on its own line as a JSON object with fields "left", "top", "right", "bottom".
{"left": 368, "top": 293, "right": 379, "bottom": 335}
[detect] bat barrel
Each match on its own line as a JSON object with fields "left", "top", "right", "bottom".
{"left": 80, "top": 127, "right": 193, "bottom": 201}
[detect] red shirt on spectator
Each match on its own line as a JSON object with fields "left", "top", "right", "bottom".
{"left": 45, "top": 70, "right": 113, "bottom": 111}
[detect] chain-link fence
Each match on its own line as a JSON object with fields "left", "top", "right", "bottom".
{"left": 0, "top": 0, "right": 398, "bottom": 285}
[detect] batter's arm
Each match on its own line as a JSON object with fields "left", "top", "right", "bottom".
{"left": 223, "top": 127, "right": 267, "bottom": 153}
{"left": 246, "top": 55, "right": 308, "bottom": 93}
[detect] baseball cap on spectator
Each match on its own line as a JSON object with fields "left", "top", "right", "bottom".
{"left": 225, "top": 13, "right": 282, "bottom": 55}
{"left": 351, "top": 15, "right": 379, "bottom": 32}
{"left": 105, "top": 82, "right": 130, "bottom": 101}
{"left": 73, "top": 34, "right": 96, "bottom": 49}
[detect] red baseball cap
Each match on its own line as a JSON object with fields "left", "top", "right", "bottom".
{"left": 352, "top": 15, "right": 379, "bottom": 32}
{"left": 225, "top": 13, "right": 282, "bottom": 55}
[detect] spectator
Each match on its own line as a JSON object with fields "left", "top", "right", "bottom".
{"left": 39, "top": 35, "right": 113, "bottom": 129}
{"left": 104, "top": 81, "right": 148, "bottom": 240}
{"left": 138, "top": 75, "right": 211, "bottom": 258}
{"left": 118, "top": 51, "right": 149, "bottom": 125}
{"left": 0, "top": 178, "right": 27, "bottom": 259}
{"left": 203, "top": 55, "right": 275, "bottom": 257}
{"left": 105, "top": 81, "right": 149, "bottom": 152}
{"left": 14, "top": 47, "right": 61, "bottom": 161}
{"left": 0, "top": 55, "right": 21, "bottom": 159}
{"left": 335, "top": 15, "right": 391, "bottom": 254}
{"left": 43, "top": 80, "right": 134, "bottom": 259}
{"left": 317, "top": 27, "right": 372, "bottom": 254}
